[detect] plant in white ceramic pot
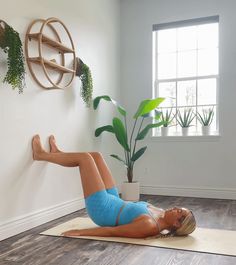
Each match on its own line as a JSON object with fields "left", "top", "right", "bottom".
{"left": 159, "top": 108, "right": 175, "bottom": 136}
{"left": 197, "top": 107, "right": 214, "bottom": 135}
{"left": 176, "top": 108, "right": 195, "bottom": 136}
{"left": 93, "top": 95, "right": 164, "bottom": 201}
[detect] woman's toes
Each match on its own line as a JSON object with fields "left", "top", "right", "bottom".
{"left": 49, "top": 135, "right": 60, "bottom": 153}
{"left": 32, "top": 135, "right": 44, "bottom": 160}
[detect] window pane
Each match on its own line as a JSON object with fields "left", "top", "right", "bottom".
{"left": 198, "top": 78, "right": 216, "bottom": 105}
{"left": 177, "top": 51, "right": 197, "bottom": 78}
{"left": 177, "top": 26, "right": 197, "bottom": 51}
{"left": 158, "top": 29, "right": 176, "bottom": 53}
{"left": 158, "top": 82, "right": 176, "bottom": 107}
{"left": 158, "top": 53, "right": 176, "bottom": 79}
{"left": 177, "top": 80, "right": 196, "bottom": 106}
{"left": 198, "top": 23, "right": 218, "bottom": 49}
{"left": 154, "top": 19, "right": 219, "bottom": 136}
{"left": 197, "top": 48, "right": 218, "bottom": 76}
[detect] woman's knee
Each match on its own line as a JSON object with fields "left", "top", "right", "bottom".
{"left": 89, "top": 152, "right": 103, "bottom": 160}
{"left": 77, "top": 152, "right": 94, "bottom": 162}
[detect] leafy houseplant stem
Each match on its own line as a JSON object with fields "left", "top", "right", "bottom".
{"left": 76, "top": 57, "right": 93, "bottom": 107}
{"left": 0, "top": 21, "right": 26, "bottom": 93}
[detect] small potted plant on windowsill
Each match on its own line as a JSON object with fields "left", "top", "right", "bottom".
{"left": 197, "top": 107, "right": 214, "bottom": 136}
{"left": 177, "top": 108, "right": 195, "bottom": 136}
{"left": 93, "top": 95, "right": 164, "bottom": 201}
{"left": 159, "top": 108, "right": 175, "bottom": 136}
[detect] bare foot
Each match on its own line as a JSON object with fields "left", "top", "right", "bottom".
{"left": 49, "top": 135, "right": 61, "bottom": 153}
{"left": 32, "top": 135, "right": 46, "bottom": 160}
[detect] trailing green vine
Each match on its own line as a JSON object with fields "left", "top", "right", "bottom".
{"left": 0, "top": 23, "right": 26, "bottom": 93}
{"left": 76, "top": 57, "right": 93, "bottom": 107}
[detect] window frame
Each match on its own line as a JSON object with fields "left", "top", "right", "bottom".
{"left": 152, "top": 16, "right": 220, "bottom": 137}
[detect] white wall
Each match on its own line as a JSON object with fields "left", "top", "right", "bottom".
{"left": 120, "top": 0, "right": 236, "bottom": 199}
{"left": 0, "top": 0, "right": 121, "bottom": 240}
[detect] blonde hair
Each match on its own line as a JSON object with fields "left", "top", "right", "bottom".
{"left": 157, "top": 210, "right": 196, "bottom": 238}
{"left": 174, "top": 210, "right": 196, "bottom": 236}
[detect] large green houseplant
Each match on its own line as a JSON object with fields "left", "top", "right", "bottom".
{"left": 93, "top": 95, "right": 164, "bottom": 184}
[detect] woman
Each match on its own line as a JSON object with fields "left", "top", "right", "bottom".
{"left": 32, "top": 135, "right": 196, "bottom": 239}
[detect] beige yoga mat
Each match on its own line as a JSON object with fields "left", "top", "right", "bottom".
{"left": 41, "top": 217, "right": 236, "bottom": 257}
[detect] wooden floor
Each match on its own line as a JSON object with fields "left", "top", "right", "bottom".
{"left": 0, "top": 195, "right": 236, "bottom": 265}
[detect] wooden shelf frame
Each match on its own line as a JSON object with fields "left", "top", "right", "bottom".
{"left": 25, "top": 17, "right": 76, "bottom": 89}
{"left": 28, "top": 33, "right": 74, "bottom": 54}
{"left": 28, "top": 57, "right": 75, "bottom": 74}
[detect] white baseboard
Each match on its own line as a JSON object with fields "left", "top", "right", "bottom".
{"left": 0, "top": 197, "right": 85, "bottom": 241}
{"left": 140, "top": 185, "right": 236, "bottom": 200}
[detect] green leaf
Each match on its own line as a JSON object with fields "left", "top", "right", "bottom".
{"left": 177, "top": 109, "right": 195, "bottom": 127}
{"left": 93, "top": 95, "right": 126, "bottom": 116}
{"left": 110, "top": 154, "right": 127, "bottom": 165}
{"left": 78, "top": 60, "right": 93, "bottom": 107}
{"left": 142, "top": 109, "right": 162, "bottom": 120}
{"left": 136, "top": 122, "right": 163, "bottom": 140}
{"left": 1, "top": 25, "right": 26, "bottom": 93}
{"left": 197, "top": 113, "right": 205, "bottom": 125}
{"left": 95, "top": 125, "right": 114, "bottom": 137}
{"left": 131, "top": 146, "right": 147, "bottom": 162}
{"left": 154, "top": 110, "right": 162, "bottom": 120}
{"left": 133, "top": 98, "right": 165, "bottom": 118}
{"left": 160, "top": 108, "right": 175, "bottom": 126}
{"left": 112, "top": 117, "right": 130, "bottom": 151}
{"left": 197, "top": 108, "right": 214, "bottom": 126}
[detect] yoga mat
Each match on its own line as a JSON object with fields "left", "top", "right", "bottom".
{"left": 40, "top": 217, "right": 236, "bottom": 257}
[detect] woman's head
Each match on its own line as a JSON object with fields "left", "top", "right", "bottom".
{"left": 163, "top": 207, "right": 196, "bottom": 237}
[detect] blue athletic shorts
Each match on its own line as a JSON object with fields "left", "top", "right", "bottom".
{"left": 85, "top": 187, "right": 149, "bottom": 227}
{"left": 85, "top": 187, "right": 124, "bottom": 226}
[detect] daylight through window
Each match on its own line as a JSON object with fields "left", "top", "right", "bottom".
{"left": 152, "top": 16, "right": 219, "bottom": 136}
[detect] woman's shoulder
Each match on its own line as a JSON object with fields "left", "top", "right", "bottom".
{"left": 132, "top": 215, "right": 158, "bottom": 235}
{"left": 132, "top": 214, "right": 158, "bottom": 227}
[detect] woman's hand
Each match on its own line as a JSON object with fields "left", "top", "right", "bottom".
{"left": 61, "top": 229, "right": 81, "bottom": 237}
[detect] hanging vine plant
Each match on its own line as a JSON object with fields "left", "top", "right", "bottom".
{"left": 0, "top": 21, "right": 26, "bottom": 93}
{"left": 76, "top": 57, "right": 93, "bottom": 107}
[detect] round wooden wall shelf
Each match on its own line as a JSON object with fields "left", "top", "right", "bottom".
{"left": 25, "top": 17, "right": 76, "bottom": 89}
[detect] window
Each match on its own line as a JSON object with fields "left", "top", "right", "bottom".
{"left": 152, "top": 16, "right": 219, "bottom": 136}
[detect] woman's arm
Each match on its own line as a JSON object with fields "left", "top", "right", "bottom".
{"left": 62, "top": 217, "right": 157, "bottom": 238}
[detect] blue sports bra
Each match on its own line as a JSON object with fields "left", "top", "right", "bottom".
{"left": 118, "top": 201, "right": 151, "bottom": 225}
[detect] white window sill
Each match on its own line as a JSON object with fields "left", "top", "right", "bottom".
{"left": 150, "top": 132, "right": 221, "bottom": 142}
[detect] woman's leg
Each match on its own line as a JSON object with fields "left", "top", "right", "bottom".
{"left": 49, "top": 136, "right": 117, "bottom": 191}
{"left": 32, "top": 135, "right": 105, "bottom": 198}
{"left": 89, "top": 152, "right": 116, "bottom": 190}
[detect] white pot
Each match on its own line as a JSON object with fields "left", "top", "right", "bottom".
{"left": 182, "top": 127, "right": 189, "bottom": 136}
{"left": 161, "top": 127, "right": 169, "bottom": 136}
{"left": 121, "top": 181, "right": 140, "bottom": 201}
{"left": 202, "top": 126, "right": 210, "bottom": 135}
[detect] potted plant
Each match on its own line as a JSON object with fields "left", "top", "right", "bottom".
{"left": 176, "top": 108, "right": 195, "bottom": 136}
{"left": 0, "top": 20, "right": 25, "bottom": 93}
{"left": 159, "top": 108, "right": 175, "bottom": 136}
{"left": 93, "top": 95, "right": 164, "bottom": 201}
{"left": 197, "top": 107, "right": 214, "bottom": 135}
{"left": 76, "top": 57, "right": 93, "bottom": 107}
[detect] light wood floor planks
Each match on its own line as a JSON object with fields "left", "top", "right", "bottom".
{"left": 0, "top": 195, "right": 236, "bottom": 265}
